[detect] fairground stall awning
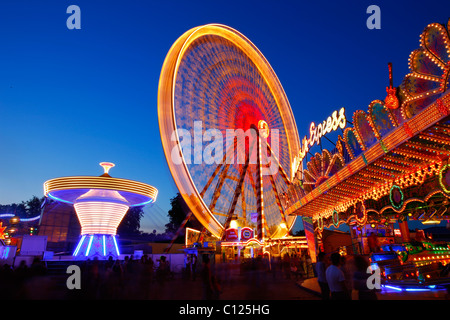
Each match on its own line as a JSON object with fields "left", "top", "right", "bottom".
{"left": 286, "top": 20, "right": 450, "bottom": 233}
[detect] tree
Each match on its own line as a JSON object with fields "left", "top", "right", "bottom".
{"left": 24, "top": 196, "right": 45, "bottom": 218}
{"left": 0, "top": 195, "right": 45, "bottom": 217}
{"left": 117, "top": 206, "right": 145, "bottom": 236}
{"left": 0, "top": 202, "right": 26, "bottom": 216}
{"left": 165, "top": 193, "right": 190, "bottom": 235}
{"left": 165, "top": 193, "right": 202, "bottom": 242}
{"left": 293, "top": 229, "right": 305, "bottom": 237}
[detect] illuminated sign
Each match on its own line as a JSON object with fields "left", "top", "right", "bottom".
{"left": 240, "top": 227, "right": 254, "bottom": 241}
{"left": 225, "top": 228, "right": 239, "bottom": 241}
{"left": 293, "top": 107, "right": 346, "bottom": 175}
{"left": 185, "top": 227, "right": 201, "bottom": 247}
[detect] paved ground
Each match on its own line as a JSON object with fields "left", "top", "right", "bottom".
{"left": 155, "top": 262, "right": 320, "bottom": 300}
{"left": 299, "top": 277, "right": 449, "bottom": 300}
{"left": 1, "top": 260, "right": 320, "bottom": 300}
{"left": 4, "top": 258, "right": 448, "bottom": 301}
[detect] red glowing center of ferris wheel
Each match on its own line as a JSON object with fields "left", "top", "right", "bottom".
{"left": 234, "top": 101, "right": 266, "bottom": 132}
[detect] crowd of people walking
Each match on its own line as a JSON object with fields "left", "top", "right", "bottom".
{"left": 0, "top": 250, "right": 382, "bottom": 300}
{"left": 315, "top": 252, "right": 378, "bottom": 300}
{"left": 0, "top": 252, "right": 320, "bottom": 300}
{"left": 0, "top": 254, "right": 186, "bottom": 299}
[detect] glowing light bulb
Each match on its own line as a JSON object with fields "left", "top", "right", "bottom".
{"left": 100, "top": 162, "right": 115, "bottom": 175}
{"left": 258, "top": 120, "right": 269, "bottom": 139}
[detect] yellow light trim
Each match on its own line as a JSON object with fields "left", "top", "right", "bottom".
{"left": 221, "top": 238, "right": 264, "bottom": 247}
{"left": 44, "top": 176, "right": 158, "bottom": 203}
{"left": 421, "top": 219, "right": 441, "bottom": 225}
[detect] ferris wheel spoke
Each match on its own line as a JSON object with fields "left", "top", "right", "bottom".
{"left": 241, "top": 182, "right": 246, "bottom": 222}
{"left": 221, "top": 156, "right": 251, "bottom": 239}
{"left": 246, "top": 168, "right": 259, "bottom": 202}
{"left": 220, "top": 137, "right": 256, "bottom": 238}
{"left": 200, "top": 162, "right": 224, "bottom": 198}
{"left": 255, "top": 135, "right": 266, "bottom": 241}
{"left": 267, "top": 168, "right": 288, "bottom": 227}
{"left": 209, "top": 164, "right": 231, "bottom": 213}
{"left": 265, "top": 141, "right": 296, "bottom": 228}
{"left": 266, "top": 142, "right": 291, "bottom": 185}
{"left": 200, "top": 136, "right": 237, "bottom": 198}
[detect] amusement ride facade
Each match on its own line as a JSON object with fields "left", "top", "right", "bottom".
{"left": 43, "top": 162, "right": 158, "bottom": 259}
{"left": 159, "top": 20, "right": 450, "bottom": 287}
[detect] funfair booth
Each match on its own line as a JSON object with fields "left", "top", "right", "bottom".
{"left": 285, "top": 19, "right": 450, "bottom": 290}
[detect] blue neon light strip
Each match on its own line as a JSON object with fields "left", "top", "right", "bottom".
{"left": 113, "top": 235, "right": 120, "bottom": 256}
{"left": 103, "top": 235, "right": 106, "bottom": 256}
{"left": 129, "top": 199, "right": 154, "bottom": 207}
{"left": 384, "top": 285, "right": 403, "bottom": 291}
{"left": 47, "top": 193, "right": 74, "bottom": 205}
{"left": 0, "top": 213, "right": 41, "bottom": 222}
{"left": 21, "top": 215, "right": 41, "bottom": 222}
{"left": 383, "top": 284, "right": 438, "bottom": 292}
{"left": 73, "top": 235, "right": 86, "bottom": 256}
{"left": 405, "top": 288, "right": 430, "bottom": 292}
{"left": 85, "top": 235, "right": 94, "bottom": 256}
{"left": 1, "top": 246, "right": 10, "bottom": 259}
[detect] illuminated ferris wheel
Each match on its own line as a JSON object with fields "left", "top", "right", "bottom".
{"left": 158, "top": 24, "right": 301, "bottom": 240}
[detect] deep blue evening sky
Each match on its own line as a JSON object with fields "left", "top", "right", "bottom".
{"left": 0, "top": 0, "right": 449, "bottom": 233}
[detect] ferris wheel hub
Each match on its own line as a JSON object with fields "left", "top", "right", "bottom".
{"left": 258, "top": 120, "right": 269, "bottom": 138}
